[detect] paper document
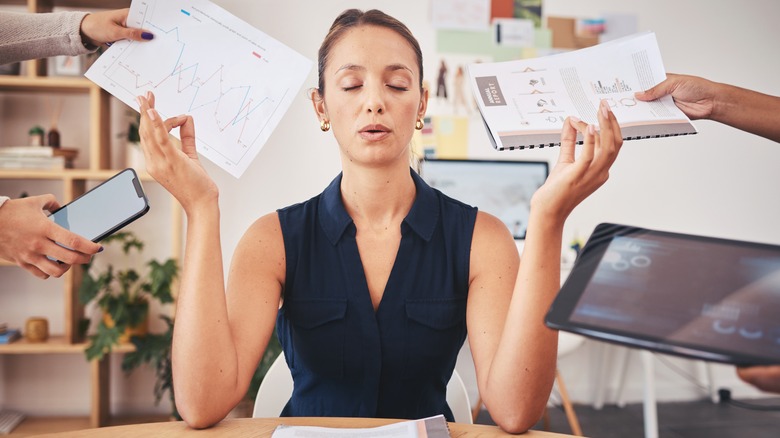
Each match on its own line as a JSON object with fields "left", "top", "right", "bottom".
{"left": 270, "top": 415, "right": 450, "bottom": 438}
{"left": 467, "top": 32, "right": 696, "bottom": 150}
{"left": 86, "top": 0, "right": 312, "bottom": 178}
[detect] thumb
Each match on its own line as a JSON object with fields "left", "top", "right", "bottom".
{"left": 119, "top": 26, "right": 154, "bottom": 42}
{"left": 635, "top": 82, "right": 669, "bottom": 102}
{"left": 37, "top": 194, "right": 61, "bottom": 213}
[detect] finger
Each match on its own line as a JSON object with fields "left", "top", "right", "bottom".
{"left": 179, "top": 116, "right": 198, "bottom": 158}
{"left": 36, "top": 193, "right": 61, "bottom": 213}
{"left": 32, "top": 256, "right": 70, "bottom": 278}
{"left": 164, "top": 115, "right": 189, "bottom": 132}
{"left": 558, "top": 117, "right": 580, "bottom": 164}
{"left": 22, "top": 262, "right": 50, "bottom": 280}
{"left": 46, "top": 222, "right": 103, "bottom": 258}
{"left": 110, "top": 9, "right": 154, "bottom": 42}
{"left": 593, "top": 100, "right": 622, "bottom": 173}
{"left": 138, "top": 95, "right": 170, "bottom": 153}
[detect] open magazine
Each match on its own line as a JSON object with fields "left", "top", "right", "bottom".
{"left": 467, "top": 32, "right": 696, "bottom": 150}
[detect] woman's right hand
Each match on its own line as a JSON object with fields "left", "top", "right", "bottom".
{"left": 137, "top": 92, "right": 218, "bottom": 214}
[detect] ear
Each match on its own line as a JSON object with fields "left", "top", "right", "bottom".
{"left": 310, "top": 88, "right": 328, "bottom": 123}
{"left": 417, "top": 87, "right": 429, "bottom": 121}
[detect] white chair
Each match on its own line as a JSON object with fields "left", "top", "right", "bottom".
{"left": 252, "top": 352, "right": 474, "bottom": 424}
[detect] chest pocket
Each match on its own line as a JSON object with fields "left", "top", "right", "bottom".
{"left": 286, "top": 298, "right": 347, "bottom": 379}
{"left": 404, "top": 297, "right": 467, "bottom": 379}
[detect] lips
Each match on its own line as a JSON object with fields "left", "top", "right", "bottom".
{"left": 359, "top": 124, "right": 391, "bottom": 141}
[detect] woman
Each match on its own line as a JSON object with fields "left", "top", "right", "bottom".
{"left": 136, "top": 9, "right": 623, "bottom": 433}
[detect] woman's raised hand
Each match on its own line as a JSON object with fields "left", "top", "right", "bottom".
{"left": 136, "top": 92, "right": 219, "bottom": 214}
{"left": 532, "top": 99, "right": 623, "bottom": 225}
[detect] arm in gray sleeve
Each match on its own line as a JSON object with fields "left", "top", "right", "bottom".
{"left": 0, "top": 11, "right": 95, "bottom": 65}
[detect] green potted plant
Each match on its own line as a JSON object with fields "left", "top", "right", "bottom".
{"left": 78, "top": 230, "right": 177, "bottom": 361}
{"left": 79, "top": 231, "right": 179, "bottom": 417}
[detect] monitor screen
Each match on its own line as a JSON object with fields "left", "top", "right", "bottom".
{"left": 419, "top": 159, "right": 549, "bottom": 239}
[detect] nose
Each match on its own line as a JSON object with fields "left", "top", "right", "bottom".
{"left": 364, "top": 82, "right": 385, "bottom": 114}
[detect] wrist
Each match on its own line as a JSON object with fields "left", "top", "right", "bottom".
{"left": 78, "top": 13, "right": 99, "bottom": 50}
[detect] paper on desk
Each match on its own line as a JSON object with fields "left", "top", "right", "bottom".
{"left": 467, "top": 31, "right": 696, "bottom": 150}
{"left": 85, "top": 0, "right": 312, "bottom": 178}
{"left": 270, "top": 415, "right": 450, "bottom": 438}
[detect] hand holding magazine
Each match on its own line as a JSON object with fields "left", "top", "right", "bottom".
{"left": 468, "top": 32, "right": 696, "bottom": 150}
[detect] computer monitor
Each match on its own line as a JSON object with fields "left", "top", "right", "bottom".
{"left": 419, "top": 158, "right": 549, "bottom": 240}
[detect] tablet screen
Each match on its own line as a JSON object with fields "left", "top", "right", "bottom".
{"left": 547, "top": 223, "right": 780, "bottom": 365}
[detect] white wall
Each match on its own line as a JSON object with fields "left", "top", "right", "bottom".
{"left": 1, "top": 0, "right": 779, "bottom": 417}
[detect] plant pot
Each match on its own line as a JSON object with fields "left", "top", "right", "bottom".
{"left": 103, "top": 312, "right": 149, "bottom": 344}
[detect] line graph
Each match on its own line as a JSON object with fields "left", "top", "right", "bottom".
{"left": 86, "top": 0, "right": 312, "bottom": 178}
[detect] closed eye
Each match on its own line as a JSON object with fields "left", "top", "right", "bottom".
{"left": 387, "top": 85, "right": 409, "bottom": 91}
{"left": 343, "top": 85, "right": 362, "bottom": 91}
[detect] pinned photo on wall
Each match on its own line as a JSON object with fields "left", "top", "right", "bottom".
{"left": 493, "top": 18, "right": 535, "bottom": 47}
{"left": 490, "top": 0, "right": 542, "bottom": 28}
{"left": 430, "top": 0, "right": 491, "bottom": 31}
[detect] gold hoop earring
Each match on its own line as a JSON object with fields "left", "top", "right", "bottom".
{"left": 320, "top": 119, "right": 330, "bottom": 132}
{"left": 415, "top": 119, "right": 424, "bottom": 130}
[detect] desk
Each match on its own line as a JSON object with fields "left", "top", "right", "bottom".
{"left": 35, "top": 417, "right": 579, "bottom": 437}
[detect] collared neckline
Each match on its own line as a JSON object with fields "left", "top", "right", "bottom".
{"left": 318, "top": 169, "right": 440, "bottom": 245}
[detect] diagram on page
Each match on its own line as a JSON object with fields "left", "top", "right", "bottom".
{"left": 86, "top": 0, "right": 312, "bottom": 178}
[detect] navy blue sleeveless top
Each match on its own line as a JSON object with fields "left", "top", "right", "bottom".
{"left": 276, "top": 169, "right": 477, "bottom": 421}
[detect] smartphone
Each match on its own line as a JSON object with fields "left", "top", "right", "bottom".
{"left": 49, "top": 168, "right": 150, "bottom": 243}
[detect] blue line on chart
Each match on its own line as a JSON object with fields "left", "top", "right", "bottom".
{"left": 180, "top": 9, "right": 191, "bottom": 16}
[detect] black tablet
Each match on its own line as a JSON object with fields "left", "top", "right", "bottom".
{"left": 545, "top": 223, "right": 780, "bottom": 366}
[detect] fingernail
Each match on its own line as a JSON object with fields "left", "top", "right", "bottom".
{"left": 569, "top": 116, "right": 581, "bottom": 124}
{"left": 600, "top": 99, "right": 610, "bottom": 118}
{"left": 147, "top": 109, "right": 157, "bottom": 121}
{"left": 142, "top": 32, "right": 154, "bottom": 40}
{"left": 98, "top": 246, "right": 104, "bottom": 253}
{"left": 588, "top": 124, "right": 596, "bottom": 135}
{"left": 136, "top": 95, "right": 143, "bottom": 107}
{"left": 146, "top": 90, "right": 152, "bottom": 100}
{"left": 105, "top": 41, "right": 113, "bottom": 47}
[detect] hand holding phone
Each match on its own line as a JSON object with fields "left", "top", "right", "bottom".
{"left": 48, "top": 168, "right": 150, "bottom": 244}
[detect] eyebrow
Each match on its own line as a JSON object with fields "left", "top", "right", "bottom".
{"left": 335, "top": 63, "right": 413, "bottom": 75}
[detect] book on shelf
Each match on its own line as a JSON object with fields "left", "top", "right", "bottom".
{"left": 467, "top": 31, "right": 696, "bottom": 150}
{"left": 0, "top": 155, "right": 66, "bottom": 170}
{"left": 0, "top": 329, "right": 21, "bottom": 344}
{"left": 0, "top": 409, "right": 26, "bottom": 435}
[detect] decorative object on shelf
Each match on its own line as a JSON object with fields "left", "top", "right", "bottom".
{"left": 28, "top": 125, "right": 45, "bottom": 146}
{"left": 124, "top": 112, "right": 145, "bottom": 170}
{"left": 0, "top": 62, "right": 21, "bottom": 76}
{"left": 49, "top": 54, "right": 83, "bottom": 76}
{"left": 79, "top": 231, "right": 178, "bottom": 361}
{"left": 47, "top": 98, "right": 62, "bottom": 148}
{"left": 24, "top": 317, "right": 49, "bottom": 343}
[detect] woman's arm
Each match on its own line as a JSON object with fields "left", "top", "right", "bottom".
{"left": 137, "top": 94, "right": 283, "bottom": 428}
{"left": 467, "top": 100, "right": 623, "bottom": 433}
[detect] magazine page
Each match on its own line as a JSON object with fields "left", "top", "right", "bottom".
{"left": 270, "top": 415, "right": 450, "bottom": 438}
{"left": 467, "top": 32, "right": 695, "bottom": 150}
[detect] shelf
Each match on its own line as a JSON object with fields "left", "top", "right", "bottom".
{"left": 0, "top": 75, "right": 95, "bottom": 93}
{"left": 6, "top": 414, "right": 168, "bottom": 436}
{"left": 0, "top": 335, "right": 134, "bottom": 355}
{"left": 0, "top": 169, "right": 155, "bottom": 181}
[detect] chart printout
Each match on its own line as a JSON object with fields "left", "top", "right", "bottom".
{"left": 86, "top": 0, "right": 312, "bottom": 178}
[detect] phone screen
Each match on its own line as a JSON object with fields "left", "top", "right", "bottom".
{"left": 49, "top": 169, "right": 150, "bottom": 242}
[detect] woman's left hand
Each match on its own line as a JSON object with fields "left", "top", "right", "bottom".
{"left": 531, "top": 99, "right": 623, "bottom": 224}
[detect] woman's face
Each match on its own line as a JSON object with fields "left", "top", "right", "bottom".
{"left": 315, "top": 25, "right": 427, "bottom": 168}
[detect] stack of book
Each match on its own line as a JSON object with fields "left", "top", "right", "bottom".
{"left": 0, "top": 323, "right": 21, "bottom": 344}
{"left": 0, "top": 146, "right": 78, "bottom": 170}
